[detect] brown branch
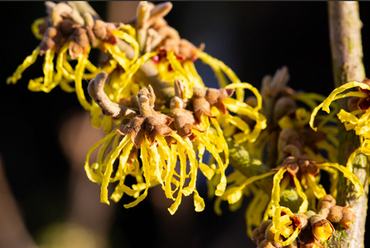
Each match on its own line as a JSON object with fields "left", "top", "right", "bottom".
{"left": 328, "top": 2, "right": 368, "bottom": 247}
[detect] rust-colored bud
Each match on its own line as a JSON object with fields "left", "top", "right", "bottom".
{"left": 340, "top": 207, "right": 356, "bottom": 228}
{"left": 69, "top": 41, "right": 83, "bottom": 59}
{"left": 39, "top": 27, "right": 59, "bottom": 55}
{"left": 73, "top": 28, "right": 89, "bottom": 47}
{"left": 317, "top": 194, "right": 336, "bottom": 211}
{"left": 326, "top": 205, "right": 342, "bottom": 223}
{"left": 327, "top": 206, "right": 356, "bottom": 228}
{"left": 39, "top": 37, "right": 55, "bottom": 55}
{"left": 93, "top": 20, "right": 107, "bottom": 40}
{"left": 265, "top": 223, "right": 281, "bottom": 244}
{"left": 295, "top": 213, "right": 308, "bottom": 230}
{"left": 257, "top": 239, "right": 277, "bottom": 248}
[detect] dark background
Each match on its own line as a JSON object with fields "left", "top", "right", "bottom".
{"left": 0, "top": 1, "right": 370, "bottom": 248}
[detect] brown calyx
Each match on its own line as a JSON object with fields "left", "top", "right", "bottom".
{"left": 273, "top": 154, "right": 319, "bottom": 178}
{"left": 117, "top": 86, "right": 173, "bottom": 148}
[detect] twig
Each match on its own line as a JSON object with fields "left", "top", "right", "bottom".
{"left": 328, "top": 2, "right": 368, "bottom": 247}
{"left": 88, "top": 72, "right": 139, "bottom": 119}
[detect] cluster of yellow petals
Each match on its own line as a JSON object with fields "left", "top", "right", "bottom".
{"left": 7, "top": 19, "right": 140, "bottom": 130}
{"left": 309, "top": 81, "right": 370, "bottom": 172}
{"left": 9, "top": 11, "right": 272, "bottom": 215}
{"left": 84, "top": 128, "right": 206, "bottom": 214}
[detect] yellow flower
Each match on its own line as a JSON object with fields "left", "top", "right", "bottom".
{"left": 268, "top": 206, "right": 301, "bottom": 246}
{"left": 7, "top": 7, "right": 138, "bottom": 113}
{"left": 311, "top": 216, "right": 334, "bottom": 242}
{"left": 309, "top": 81, "right": 370, "bottom": 171}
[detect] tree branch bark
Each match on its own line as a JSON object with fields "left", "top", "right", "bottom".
{"left": 328, "top": 2, "right": 368, "bottom": 247}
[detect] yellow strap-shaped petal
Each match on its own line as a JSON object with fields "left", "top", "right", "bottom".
{"left": 171, "top": 133, "right": 198, "bottom": 197}
{"left": 105, "top": 43, "right": 131, "bottom": 71}
{"left": 292, "top": 177, "right": 308, "bottom": 213}
{"left": 306, "top": 174, "right": 326, "bottom": 199}
{"left": 84, "top": 129, "right": 118, "bottom": 183}
{"left": 7, "top": 46, "right": 40, "bottom": 85}
{"left": 225, "top": 82, "right": 263, "bottom": 111}
{"left": 100, "top": 134, "right": 131, "bottom": 204}
{"left": 111, "top": 176, "right": 141, "bottom": 202}
{"left": 75, "top": 55, "right": 91, "bottom": 110}
{"left": 110, "top": 141, "right": 134, "bottom": 182}
{"left": 42, "top": 48, "right": 55, "bottom": 87}
{"left": 271, "top": 168, "right": 286, "bottom": 243}
{"left": 115, "top": 51, "right": 158, "bottom": 101}
{"left": 124, "top": 137, "right": 151, "bottom": 208}
{"left": 318, "top": 162, "right": 364, "bottom": 198}
{"left": 120, "top": 24, "right": 136, "bottom": 37}
{"left": 111, "top": 30, "right": 139, "bottom": 64}
{"left": 168, "top": 140, "right": 187, "bottom": 215}
{"left": 31, "top": 17, "right": 45, "bottom": 40}
{"left": 183, "top": 61, "right": 205, "bottom": 88}
{"left": 59, "top": 79, "right": 75, "bottom": 93}
{"left": 211, "top": 118, "right": 229, "bottom": 167}
{"left": 193, "top": 189, "right": 205, "bottom": 212}
{"left": 310, "top": 81, "right": 369, "bottom": 131}
{"left": 196, "top": 50, "right": 244, "bottom": 102}
{"left": 223, "top": 97, "right": 267, "bottom": 142}
{"left": 167, "top": 50, "right": 192, "bottom": 99}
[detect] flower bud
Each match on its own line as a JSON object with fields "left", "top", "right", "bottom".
{"left": 326, "top": 205, "right": 342, "bottom": 223}
{"left": 252, "top": 220, "right": 272, "bottom": 245}
{"left": 257, "top": 239, "right": 277, "bottom": 248}
{"left": 295, "top": 213, "right": 308, "bottom": 230}
{"left": 317, "top": 194, "right": 336, "bottom": 211}
{"left": 340, "top": 207, "right": 356, "bottom": 228}
{"left": 310, "top": 216, "right": 334, "bottom": 242}
{"left": 327, "top": 206, "right": 356, "bottom": 228}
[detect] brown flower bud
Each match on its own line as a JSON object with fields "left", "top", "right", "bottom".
{"left": 93, "top": 20, "right": 107, "bottom": 40}
{"left": 295, "top": 213, "right": 308, "bottom": 230}
{"left": 327, "top": 205, "right": 356, "bottom": 228}
{"left": 318, "top": 208, "right": 330, "bottom": 219}
{"left": 205, "top": 87, "right": 234, "bottom": 114}
{"left": 317, "top": 195, "right": 336, "bottom": 211}
{"left": 265, "top": 223, "right": 282, "bottom": 243}
{"left": 192, "top": 87, "right": 216, "bottom": 122}
{"left": 273, "top": 96, "right": 296, "bottom": 122}
{"left": 340, "top": 207, "right": 356, "bottom": 228}
{"left": 73, "top": 28, "right": 89, "bottom": 47}
{"left": 257, "top": 239, "right": 277, "bottom": 248}
{"left": 39, "top": 27, "right": 61, "bottom": 55}
{"left": 252, "top": 220, "right": 272, "bottom": 245}
{"left": 326, "top": 206, "right": 342, "bottom": 223}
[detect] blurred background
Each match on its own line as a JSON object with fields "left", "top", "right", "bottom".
{"left": 1, "top": 1, "right": 370, "bottom": 248}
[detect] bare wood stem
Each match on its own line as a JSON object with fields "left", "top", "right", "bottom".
{"left": 88, "top": 72, "right": 139, "bottom": 119}
{"left": 328, "top": 2, "right": 368, "bottom": 247}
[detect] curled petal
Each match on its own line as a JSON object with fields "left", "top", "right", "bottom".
{"left": 318, "top": 162, "right": 364, "bottom": 198}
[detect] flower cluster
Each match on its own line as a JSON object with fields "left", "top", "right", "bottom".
{"left": 211, "top": 67, "right": 364, "bottom": 246}
{"left": 8, "top": 1, "right": 267, "bottom": 215}
{"left": 7, "top": 1, "right": 367, "bottom": 246}
{"left": 252, "top": 194, "right": 356, "bottom": 248}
